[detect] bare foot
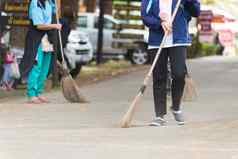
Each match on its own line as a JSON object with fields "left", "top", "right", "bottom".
{"left": 27, "top": 96, "right": 42, "bottom": 104}
{"left": 38, "top": 95, "right": 50, "bottom": 103}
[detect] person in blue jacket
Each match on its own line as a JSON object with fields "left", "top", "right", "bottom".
{"left": 19, "top": 0, "right": 62, "bottom": 104}
{"left": 141, "top": 0, "right": 200, "bottom": 126}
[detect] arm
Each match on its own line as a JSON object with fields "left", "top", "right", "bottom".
{"left": 141, "top": 0, "right": 161, "bottom": 30}
{"left": 184, "top": 0, "right": 201, "bottom": 17}
{"left": 36, "top": 24, "right": 61, "bottom": 30}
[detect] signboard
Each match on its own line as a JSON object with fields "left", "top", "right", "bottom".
{"left": 198, "top": 10, "right": 214, "bottom": 43}
{"left": 4, "top": 2, "right": 28, "bottom": 13}
{"left": 199, "top": 10, "right": 213, "bottom": 32}
{"left": 3, "top": 0, "right": 30, "bottom": 27}
{"left": 7, "top": 15, "right": 30, "bottom": 26}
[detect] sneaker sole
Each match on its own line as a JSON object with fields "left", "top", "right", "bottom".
{"left": 149, "top": 122, "right": 166, "bottom": 127}
{"left": 170, "top": 108, "right": 185, "bottom": 125}
{"left": 177, "top": 121, "right": 185, "bottom": 125}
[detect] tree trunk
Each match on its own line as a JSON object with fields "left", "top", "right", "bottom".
{"left": 85, "top": 0, "right": 112, "bottom": 15}
{"left": 104, "top": 0, "right": 113, "bottom": 15}
{"left": 86, "top": 0, "right": 97, "bottom": 13}
{"left": 61, "top": 0, "right": 79, "bottom": 24}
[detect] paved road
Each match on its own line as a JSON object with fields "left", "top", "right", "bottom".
{"left": 0, "top": 56, "right": 238, "bottom": 159}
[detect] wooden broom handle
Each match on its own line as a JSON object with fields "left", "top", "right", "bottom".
{"left": 54, "top": 0, "right": 67, "bottom": 69}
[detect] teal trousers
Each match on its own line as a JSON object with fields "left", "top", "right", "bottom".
{"left": 27, "top": 45, "right": 52, "bottom": 97}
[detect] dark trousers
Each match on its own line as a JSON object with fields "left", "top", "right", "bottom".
{"left": 149, "top": 46, "right": 186, "bottom": 117}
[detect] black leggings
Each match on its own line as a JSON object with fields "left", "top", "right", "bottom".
{"left": 149, "top": 46, "right": 186, "bottom": 117}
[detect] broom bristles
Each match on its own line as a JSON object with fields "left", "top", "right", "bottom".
{"left": 120, "top": 93, "right": 142, "bottom": 128}
{"left": 182, "top": 75, "right": 198, "bottom": 102}
{"left": 61, "top": 76, "right": 88, "bottom": 103}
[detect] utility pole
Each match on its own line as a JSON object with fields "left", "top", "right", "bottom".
{"left": 0, "top": 8, "right": 2, "bottom": 39}
{"left": 0, "top": 0, "right": 3, "bottom": 38}
{"left": 51, "top": 0, "right": 61, "bottom": 87}
{"left": 96, "top": 0, "right": 104, "bottom": 65}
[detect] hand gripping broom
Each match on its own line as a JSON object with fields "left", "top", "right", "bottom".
{"left": 55, "top": 1, "right": 88, "bottom": 103}
{"left": 120, "top": 0, "right": 182, "bottom": 128}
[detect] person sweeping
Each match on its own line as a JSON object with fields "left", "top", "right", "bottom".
{"left": 19, "top": 0, "right": 61, "bottom": 104}
{"left": 141, "top": 0, "right": 200, "bottom": 126}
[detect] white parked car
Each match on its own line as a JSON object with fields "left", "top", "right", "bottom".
{"left": 64, "top": 30, "right": 93, "bottom": 78}
{"left": 76, "top": 13, "right": 149, "bottom": 65}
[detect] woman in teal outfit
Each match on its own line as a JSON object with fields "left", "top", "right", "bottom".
{"left": 19, "top": 0, "right": 61, "bottom": 104}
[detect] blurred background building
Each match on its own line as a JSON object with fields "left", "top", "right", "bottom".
{"left": 80, "top": 0, "right": 113, "bottom": 14}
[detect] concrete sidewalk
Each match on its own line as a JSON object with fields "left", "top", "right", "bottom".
{"left": 0, "top": 56, "right": 238, "bottom": 159}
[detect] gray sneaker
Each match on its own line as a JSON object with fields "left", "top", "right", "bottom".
{"left": 170, "top": 108, "right": 185, "bottom": 125}
{"left": 150, "top": 117, "right": 166, "bottom": 126}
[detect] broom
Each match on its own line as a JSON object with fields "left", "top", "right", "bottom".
{"left": 182, "top": 67, "right": 198, "bottom": 102}
{"left": 120, "top": 0, "right": 182, "bottom": 128}
{"left": 55, "top": 1, "right": 88, "bottom": 103}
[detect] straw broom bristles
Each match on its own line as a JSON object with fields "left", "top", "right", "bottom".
{"left": 182, "top": 74, "right": 198, "bottom": 102}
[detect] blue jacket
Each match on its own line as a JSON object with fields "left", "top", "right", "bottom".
{"left": 141, "top": 0, "right": 200, "bottom": 46}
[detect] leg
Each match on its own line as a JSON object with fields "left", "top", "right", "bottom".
{"left": 27, "top": 46, "right": 44, "bottom": 98}
{"left": 167, "top": 59, "right": 172, "bottom": 95}
{"left": 37, "top": 52, "right": 52, "bottom": 97}
{"left": 2, "top": 64, "right": 11, "bottom": 90}
{"left": 168, "top": 46, "right": 186, "bottom": 111}
{"left": 150, "top": 48, "right": 169, "bottom": 118}
{"left": 2, "top": 64, "right": 10, "bottom": 84}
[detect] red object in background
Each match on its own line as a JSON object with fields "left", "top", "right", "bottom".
{"left": 4, "top": 52, "right": 14, "bottom": 64}
{"left": 212, "top": 15, "right": 226, "bottom": 23}
{"left": 212, "top": 13, "right": 236, "bottom": 23}
{"left": 199, "top": 10, "right": 213, "bottom": 32}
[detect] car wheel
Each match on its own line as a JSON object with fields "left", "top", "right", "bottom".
{"left": 130, "top": 45, "right": 148, "bottom": 65}
{"left": 70, "top": 64, "right": 82, "bottom": 79}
